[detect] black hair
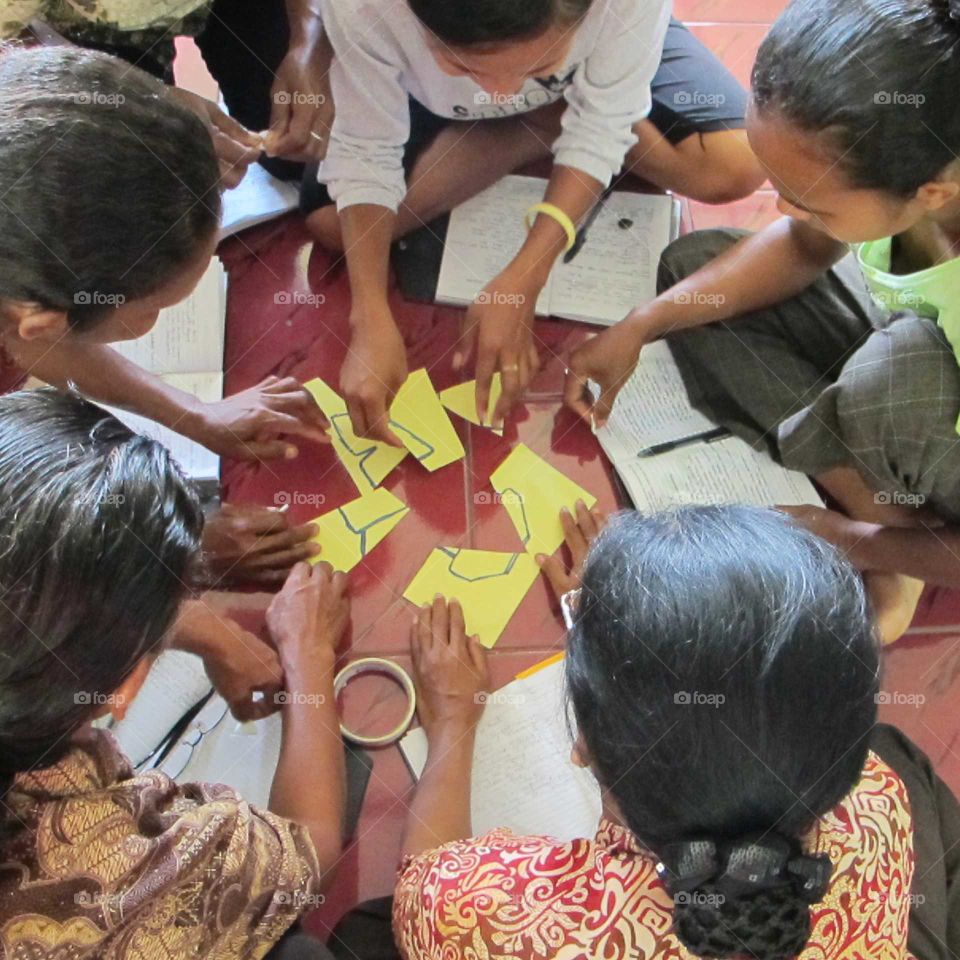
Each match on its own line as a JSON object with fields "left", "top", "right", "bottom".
{"left": 0, "top": 46, "right": 221, "bottom": 330}
{"left": 567, "top": 506, "right": 879, "bottom": 960}
{"left": 752, "top": 0, "right": 960, "bottom": 196}
{"left": 0, "top": 389, "right": 204, "bottom": 812}
{"left": 408, "top": 0, "right": 592, "bottom": 46}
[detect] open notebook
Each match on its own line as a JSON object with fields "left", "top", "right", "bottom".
{"left": 595, "top": 341, "right": 823, "bottom": 510}
{"left": 436, "top": 175, "right": 680, "bottom": 326}
{"left": 106, "top": 259, "right": 227, "bottom": 491}
{"left": 400, "top": 658, "right": 602, "bottom": 841}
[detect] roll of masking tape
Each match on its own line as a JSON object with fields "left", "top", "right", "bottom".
{"left": 333, "top": 657, "right": 417, "bottom": 747}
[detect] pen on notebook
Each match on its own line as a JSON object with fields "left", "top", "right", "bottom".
{"left": 638, "top": 426, "right": 731, "bottom": 458}
{"left": 563, "top": 183, "right": 616, "bottom": 264}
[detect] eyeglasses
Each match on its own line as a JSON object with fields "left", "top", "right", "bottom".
{"left": 560, "top": 587, "right": 581, "bottom": 630}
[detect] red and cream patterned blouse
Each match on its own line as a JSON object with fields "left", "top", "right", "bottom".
{"left": 394, "top": 751, "right": 914, "bottom": 960}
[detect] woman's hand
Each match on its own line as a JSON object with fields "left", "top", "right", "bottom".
{"left": 173, "top": 601, "right": 284, "bottom": 721}
{"left": 564, "top": 313, "right": 652, "bottom": 427}
{"left": 165, "top": 87, "right": 263, "bottom": 189}
{"left": 266, "top": 562, "right": 350, "bottom": 678}
{"left": 411, "top": 597, "right": 490, "bottom": 738}
{"left": 538, "top": 501, "right": 608, "bottom": 601}
{"left": 341, "top": 317, "right": 408, "bottom": 445}
{"left": 201, "top": 504, "right": 321, "bottom": 586}
{"left": 266, "top": 33, "right": 335, "bottom": 163}
{"left": 454, "top": 268, "right": 543, "bottom": 428}
{"left": 189, "top": 376, "right": 330, "bottom": 461}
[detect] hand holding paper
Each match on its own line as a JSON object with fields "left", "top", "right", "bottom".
{"left": 439, "top": 374, "right": 504, "bottom": 435}
{"left": 490, "top": 444, "right": 597, "bottom": 556}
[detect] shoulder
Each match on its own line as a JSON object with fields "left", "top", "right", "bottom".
{"left": 321, "top": 0, "right": 417, "bottom": 52}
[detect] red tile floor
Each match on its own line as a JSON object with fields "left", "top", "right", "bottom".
{"left": 204, "top": 0, "right": 960, "bottom": 932}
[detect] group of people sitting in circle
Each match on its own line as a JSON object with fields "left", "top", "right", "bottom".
{"left": 2, "top": 0, "right": 960, "bottom": 955}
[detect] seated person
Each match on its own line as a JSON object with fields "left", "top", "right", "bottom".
{"left": 0, "top": 389, "right": 350, "bottom": 959}
{"left": 1, "top": 0, "right": 333, "bottom": 182}
{"left": 305, "top": 0, "right": 765, "bottom": 442}
{"left": 395, "top": 505, "right": 960, "bottom": 959}
{"left": 0, "top": 46, "right": 326, "bottom": 587}
{"left": 566, "top": 0, "right": 960, "bottom": 642}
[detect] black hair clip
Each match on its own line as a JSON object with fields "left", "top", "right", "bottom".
{"left": 786, "top": 853, "right": 833, "bottom": 903}
{"left": 656, "top": 839, "right": 719, "bottom": 895}
{"left": 715, "top": 834, "right": 792, "bottom": 899}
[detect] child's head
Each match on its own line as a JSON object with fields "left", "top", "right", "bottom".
{"left": 566, "top": 506, "right": 878, "bottom": 960}
{"left": 750, "top": 0, "right": 960, "bottom": 242}
{"left": 0, "top": 390, "right": 204, "bottom": 802}
{"left": 0, "top": 47, "right": 220, "bottom": 346}
{"left": 409, "top": 0, "right": 589, "bottom": 97}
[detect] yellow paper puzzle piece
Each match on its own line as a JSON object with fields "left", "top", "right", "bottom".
{"left": 305, "top": 378, "right": 408, "bottom": 491}
{"left": 308, "top": 487, "right": 409, "bottom": 572}
{"left": 389, "top": 369, "right": 465, "bottom": 471}
{"left": 403, "top": 547, "right": 540, "bottom": 648}
{"left": 439, "top": 375, "right": 503, "bottom": 436}
{"left": 490, "top": 444, "right": 597, "bottom": 556}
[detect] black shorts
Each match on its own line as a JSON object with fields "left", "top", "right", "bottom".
{"left": 301, "top": 19, "right": 748, "bottom": 213}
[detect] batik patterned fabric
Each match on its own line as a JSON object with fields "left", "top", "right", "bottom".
{"left": 0, "top": 727, "right": 320, "bottom": 960}
{"left": 394, "top": 751, "right": 914, "bottom": 960}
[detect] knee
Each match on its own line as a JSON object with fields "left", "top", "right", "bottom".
{"left": 657, "top": 228, "right": 747, "bottom": 294}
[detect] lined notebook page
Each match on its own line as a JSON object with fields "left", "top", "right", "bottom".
{"left": 401, "top": 660, "right": 602, "bottom": 841}
{"left": 551, "top": 193, "right": 676, "bottom": 325}
{"left": 597, "top": 340, "right": 716, "bottom": 455}
{"left": 437, "top": 175, "right": 552, "bottom": 315}
{"left": 112, "top": 260, "right": 226, "bottom": 375}
{"left": 220, "top": 163, "right": 299, "bottom": 239}
{"left": 111, "top": 650, "right": 212, "bottom": 768}
{"left": 105, "top": 371, "right": 223, "bottom": 481}
{"left": 613, "top": 435, "right": 824, "bottom": 512}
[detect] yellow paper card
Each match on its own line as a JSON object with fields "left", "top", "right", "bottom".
{"left": 305, "top": 378, "right": 408, "bottom": 491}
{"left": 490, "top": 444, "right": 597, "bottom": 556}
{"left": 403, "top": 547, "right": 539, "bottom": 648}
{"left": 389, "top": 369, "right": 465, "bottom": 471}
{"left": 308, "top": 487, "right": 409, "bottom": 572}
{"left": 439, "top": 375, "right": 503, "bottom": 436}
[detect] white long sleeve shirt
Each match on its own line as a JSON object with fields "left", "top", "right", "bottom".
{"left": 318, "top": 0, "right": 672, "bottom": 212}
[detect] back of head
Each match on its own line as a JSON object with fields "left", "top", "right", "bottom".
{"left": 0, "top": 46, "right": 221, "bottom": 329}
{"left": 0, "top": 389, "right": 203, "bottom": 807}
{"left": 566, "top": 506, "right": 879, "bottom": 960}
{"left": 752, "top": 0, "right": 960, "bottom": 195}
{"left": 408, "top": 0, "right": 592, "bottom": 45}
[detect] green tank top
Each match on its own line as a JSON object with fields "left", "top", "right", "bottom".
{"left": 856, "top": 237, "right": 960, "bottom": 432}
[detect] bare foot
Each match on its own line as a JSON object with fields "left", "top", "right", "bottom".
{"left": 866, "top": 571, "right": 925, "bottom": 646}
{"left": 305, "top": 205, "right": 345, "bottom": 253}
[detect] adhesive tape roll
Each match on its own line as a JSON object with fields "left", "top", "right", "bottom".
{"left": 333, "top": 657, "right": 417, "bottom": 747}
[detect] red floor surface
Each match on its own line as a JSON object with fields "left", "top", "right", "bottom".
{"left": 211, "top": 1, "right": 960, "bottom": 930}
